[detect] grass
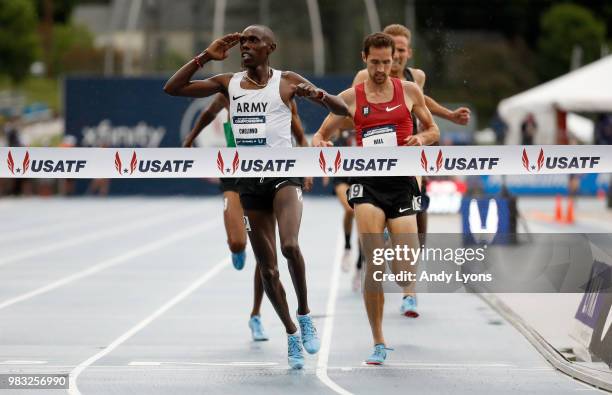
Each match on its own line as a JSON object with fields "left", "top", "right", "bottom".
{"left": 0, "top": 76, "right": 61, "bottom": 114}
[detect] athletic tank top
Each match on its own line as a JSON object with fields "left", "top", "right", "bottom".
{"left": 228, "top": 69, "right": 291, "bottom": 148}
{"left": 353, "top": 78, "right": 413, "bottom": 147}
{"left": 223, "top": 120, "right": 236, "bottom": 147}
{"left": 403, "top": 68, "right": 419, "bottom": 134}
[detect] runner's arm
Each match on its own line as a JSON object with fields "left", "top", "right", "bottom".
{"left": 404, "top": 82, "right": 439, "bottom": 146}
{"left": 425, "top": 96, "right": 471, "bottom": 126}
{"left": 163, "top": 33, "right": 240, "bottom": 97}
{"left": 183, "top": 93, "right": 228, "bottom": 147}
{"left": 289, "top": 99, "right": 308, "bottom": 147}
{"left": 284, "top": 72, "right": 350, "bottom": 116}
{"left": 312, "top": 90, "right": 356, "bottom": 147}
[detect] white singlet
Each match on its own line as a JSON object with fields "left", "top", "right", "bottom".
{"left": 228, "top": 69, "right": 292, "bottom": 148}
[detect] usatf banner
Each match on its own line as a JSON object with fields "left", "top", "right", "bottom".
{"left": 1, "top": 145, "right": 610, "bottom": 178}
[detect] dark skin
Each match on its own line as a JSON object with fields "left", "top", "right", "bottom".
{"left": 183, "top": 93, "right": 313, "bottom": 191}
{"left": 166, "top": 25, "right": 341, "bottom": 335}
{"left": 164, "top": 27, "right": 349, "bottom": 116}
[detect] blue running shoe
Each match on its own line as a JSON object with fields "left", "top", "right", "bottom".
{"left": 383, "top": 228, "right": 390, "bottom": 242}
{"left": 366, "top": 344, "right": 393, "bottom": 365}
{"left": 249, "top": 315, "right": 269, "bottom": 341}
{"left": 297, "top": 315, "right": 320, "bottom": 354}
{"left": 287, "top": 334, "right": 304, "bottom": 369}
{"left": 231, "top": 250, "right": 246, "bottom": 270}
{"left": 400, "top": 295, "right": 419, "bottom": 318}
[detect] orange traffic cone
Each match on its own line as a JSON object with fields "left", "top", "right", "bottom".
{"left": 566, "top": 198, "right": 575, "bottom": 224}
{"left": 555, "top": 195, "right": 563, "bottom": 222}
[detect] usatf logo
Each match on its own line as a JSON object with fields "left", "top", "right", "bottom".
{"left": 115, "top": 151, "right": 137, "bottom": 175}
{"left": 522, "top": 147, "right": 600, "bottom": 172}
{"left": 7, "top": 150, "right": 30, "bottom": 175}
{"left": 220, "top": 150, "right": 296, "bottom": 174}
{"left": 217, "top": 150, "right": 240, "bottom": 175}
{"left": 421, "top": 149, "right": 499, "bottom": 173}
{"left": 115, "top": 151, "right": 194, "bottom": 175}
{"left": 7, "top": 150, "right": 86, "bottom": 174}
{"left": 522, "top": 148, "right": 544, "bottom": 172}
{"left": 421, "top": 149, "right": 443, "bottom": 173}
{"left": 319, "top": 150, "right": 341, "bottom": 174}
{"left": 319, "top": 150, "right": 396, "bottom": 173}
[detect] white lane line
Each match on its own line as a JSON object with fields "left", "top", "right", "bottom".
{"left": 0, "top": 202, "right": 162, "bottom": 245}
{"left": 316, "top": 231, "right": 353, "bottom": 395}
{"left": 0, "top": 205, "right": 204, "bottom": 268}
{"left": 0, "top": 360, "right": 47, "bottom": 365}
{"left": 68, "top": 257, "right": 230, "bottom": 395}
{"left": 128, "top": 361, "right": 279, "bottom": 367}
{"left": 0, "top": 220, "right": 220, "bottom": 311}
{"left": 362, "top": 362, "right": 516, "bottom": 370}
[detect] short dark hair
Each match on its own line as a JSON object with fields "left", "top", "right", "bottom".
{"left": 362, "top": 32, "right": 395, "bottom": 57}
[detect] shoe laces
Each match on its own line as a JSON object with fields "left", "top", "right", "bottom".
{"left": 373, "top": 344, "right": 393, "bottom": 358}
{"left": 288, "top": 336, "right": 302, "bottom": 356}
{"left": 299, "top": 317, "right": 316, "bottom": 338}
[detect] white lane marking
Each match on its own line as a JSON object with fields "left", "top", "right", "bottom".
{"left": 601, "top": 305, "right": 612, "bottom": 342}
{"left": 0, "top": 360, "right": 47, "bottom": 365}
{"left": 68, "top": 257, "right": 230, "bottom": 395}
{"left": 0, "top": 202, "right": 162, "bottom": 245}
{"left": 129, "top": 361, "right": 278, "bottom": 367}
{"left": 316, "top": 231, "right": 353, "bottom": 395}
{"left": 0, "top": 206, "right": 201, "bottom": 268}
{"left": 362, "top": 362, "right": 516, "bottom": 370}
{"left": 0, "top": 220, "right": 219, "bottom": 311}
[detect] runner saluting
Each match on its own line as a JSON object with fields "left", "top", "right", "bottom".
{"left": 164, "top": 25, "right": 349, "bottom": 369}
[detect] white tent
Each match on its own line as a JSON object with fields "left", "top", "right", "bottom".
{"left": 498, "top": 55, "right": 612, "bottom": 144}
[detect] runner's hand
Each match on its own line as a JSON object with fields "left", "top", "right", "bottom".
{"left": 450, "top": 107, "right": 470, "bottom": 125}
{"left": 205, "top": 33, "right": 241, "bottom": 60}
{"left": 182, "top": 135, "right": 194, "bottom": 148}
{"left": 405, "top": 135, "right": 425, "bottom": 146}
{"left": 312, "top": 132, "right": 333, "bottom": 147}
{"left": 303, "top": 177, "right": 313, "bottom": 192}
{"left": 292, "top": 83, "right": 321, "bottom": 99}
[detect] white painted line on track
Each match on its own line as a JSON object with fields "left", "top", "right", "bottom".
{"left": 68, "top": 256, "right": 230, "bottom": 395}
{"left": 128, "top": 361, "right": 279, "bottom": 367}
{"left": 316, "top": 230, "right": 353, "bottom": 395}
{"left": 0, "top": 205, "right": 206, "bottom": 268}
{"left": 0, "top": 220, "right": 220, "bottom": 311}
{"left": 0, "top": 360, "right": 47, "bottom": 365}
{"left": 0, "top": 202, "right": 162, "bottom": 245}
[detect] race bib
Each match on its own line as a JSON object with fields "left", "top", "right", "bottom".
{"left": 348, "top": 184, "right": 364, "bottom": 199}
{"left": 362, "top": 125, "right": 398, "bottom": 147}
{"left": 232, "top": 115, "right": 267, "bottom": 146}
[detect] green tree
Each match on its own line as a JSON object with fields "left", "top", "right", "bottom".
{"left": 0, "top": 0, "right": 40, "bottom": 84}
{"left": 51, "top": 23, "right": 94, "bottom": 75}
{"left": 537, "top": 3, "right": 606, "bottom": 80}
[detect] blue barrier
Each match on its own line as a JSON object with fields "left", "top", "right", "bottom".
{"left": 480, "top": 174, "right": 610, "bottom": 196}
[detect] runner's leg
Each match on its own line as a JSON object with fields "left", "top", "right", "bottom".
{"left": 273, "top": 185, "right": 309, "bottom": 315}
{"left": 245, "top": 209, "right": 297, "bottom": 334}
{"left": 354, "top": 203, "right": 387, "bottom": 345}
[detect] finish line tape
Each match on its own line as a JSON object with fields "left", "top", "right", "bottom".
{"left": 1, "top": 146, "right": 610, "bottom": 178}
